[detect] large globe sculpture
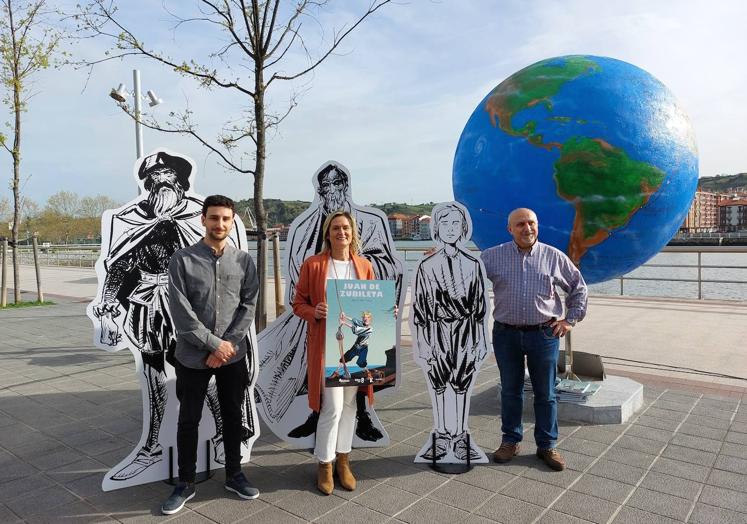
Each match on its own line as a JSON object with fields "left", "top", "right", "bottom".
{"left": 453, "top": 55, "right": 698, "bottom": 284}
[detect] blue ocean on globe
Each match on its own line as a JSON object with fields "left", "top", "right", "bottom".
{"left": 453, "top": 55, "right": 698, "bottom": 283}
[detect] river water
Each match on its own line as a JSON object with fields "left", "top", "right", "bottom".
{"left": 391, "top": 241, "right": 747, "bottom": 302}
{"left": 21, "top": 241, "right": 747, "bottom": 302}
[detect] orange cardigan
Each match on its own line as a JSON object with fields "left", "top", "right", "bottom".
{"left": 292, "top": 252, "right": 376, "bottom": 412}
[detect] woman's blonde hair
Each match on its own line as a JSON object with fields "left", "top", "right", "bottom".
{"left": 320, "top": 210, "right": 361, "bottom": 256}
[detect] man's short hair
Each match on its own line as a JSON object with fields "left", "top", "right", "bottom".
{"left": 433, "top": 203, "right": 468, "bottom": 243}
{"left": 202, "top": 195, "right": 236, "bottom": 216}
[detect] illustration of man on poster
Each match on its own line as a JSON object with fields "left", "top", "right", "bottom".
{"left": 256, "top": 161, "right": 405, "bottom": 447}
{"left": 411, "top": 202, "right": 490, "bottom": 463}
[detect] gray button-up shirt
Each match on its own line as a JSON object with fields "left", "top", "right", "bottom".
{"left": 168, "top": 239, "right": 259, "bottom": 369}
{"left": 481, "top": 241, "right": 587, "bottom": 326}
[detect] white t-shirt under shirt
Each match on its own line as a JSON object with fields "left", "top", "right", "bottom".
{"left": 326, "top": 258, "right": 358, "bottom": 281}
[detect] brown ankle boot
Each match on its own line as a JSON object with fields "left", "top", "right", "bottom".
{"left": 317, "top": 462, "right": 334, "bottom": 495}
{"left": 335, "top": 453, "right": 356, "bottom": 491}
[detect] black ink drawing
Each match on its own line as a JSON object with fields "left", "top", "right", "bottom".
{"left": 255, "top": 161, "right": 405, "bottom": 449}
{"left": 411, "top": 202, "right": 490, "bottom": 464}
{"left": 87, "top": 149, "right": 260, "bottom": 491}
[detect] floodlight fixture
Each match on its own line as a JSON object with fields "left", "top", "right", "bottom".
{"left": 109, "top": 83, "right": 129, "bottom": 103}
{"left": 147, "top": 90, "right": 163, "bottom": 107}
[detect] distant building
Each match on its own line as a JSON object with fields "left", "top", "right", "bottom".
{"left": 681, "top": 191, "right": 721, "bottom": 233}
{"left": 719, "top": 198, "right": 747, "bottom": 231}
{"left": 416, "top": 215, "right": 431, "bottom": 240}
{"left": 388, "top": 213, "right": 421, "bottom": 239}
{"left": 387, "top": 213, "right": 409, "bottom": 239}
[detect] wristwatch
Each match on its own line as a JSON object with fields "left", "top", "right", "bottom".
{"left": 565, "top": 318, "right": 577, "bottom": 326}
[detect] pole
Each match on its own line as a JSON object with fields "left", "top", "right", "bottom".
{"left": 254, "top": 233, "right": 268, "bottom": 331}
{"left": 1, "top": 239, "right": 7, "bottom": 307}
{"left": 32, "top": 234, "right": 43, "bottom": 303}
{"left": 133, "top": 69, "right": 144, "bottom": 159}
{"left": 272, "top": 233, "right": 285, "bottom": 316}
{"left": 563, "top": 331, "right": 579, "bottom": 381}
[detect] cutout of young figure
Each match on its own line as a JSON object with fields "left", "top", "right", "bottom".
{"left": 411, "top": 202, "right": 490, "bottom": 464}
{"left": 87, "top": 149, "right": 260, "bottom": 491}
{"left": 255, "top": 161, "right": 405, "bottom": 449}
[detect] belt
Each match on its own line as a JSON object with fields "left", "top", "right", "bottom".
{"left": 139, "top": 270, "right": 169, "bottom": 286}
{"left": 497, "top": 320, "right": 553, "bottom": 332}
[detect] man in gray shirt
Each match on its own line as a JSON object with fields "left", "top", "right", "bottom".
{"left": 161, "top": 195, "right": 260, "bottom": 515}
{"left": 481, "top": 208, "right": 587, "bottom": 471}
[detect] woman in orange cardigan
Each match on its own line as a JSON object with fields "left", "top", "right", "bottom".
{"left": 292, "top": 210, "right": 375, "bottom": 495}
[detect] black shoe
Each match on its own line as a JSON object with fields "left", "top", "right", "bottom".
{"left": 355, "top": 409, "right": 383, "bottom": 441}
{"left": 420, "top": 431, "right": 450, "bottom": 460}
{"left": 288, "top": 410, "right": 319, "bottom": 438}
{"left": 111, "top": 443, "right": 163, "bottom": 480}
{"left": 452, "top": 431, "right": 481, "bottom": 461}
{"left": 161, "top": 482, "right": 195, "bottom": 515}
{"left": 225, "top": 472, "right": 260, "bottom": 500}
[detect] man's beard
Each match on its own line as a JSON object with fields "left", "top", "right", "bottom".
{"left": 321, "top": 189, "right": 348, "bottom": 214}
{"left": 147, "top": 184, "right": 184, "bottom": 216}
{"left": 207, "top": 229, "right": 229, "bottom": 242}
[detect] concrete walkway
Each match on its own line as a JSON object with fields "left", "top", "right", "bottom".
{"left": 1, "top": 266, "right": 746, "bottom": 522}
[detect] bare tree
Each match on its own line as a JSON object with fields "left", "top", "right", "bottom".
{"left": 76, "top": 0, "right": 394, "bottom": 324}
{"left": 79, "top": 194, "right": 120, "bottom": 218}
{"left": 0, "top": 0, "right": 62, "bottom": 303}
{"left": 46, "top": 189, "right": 81, "bottom": 217}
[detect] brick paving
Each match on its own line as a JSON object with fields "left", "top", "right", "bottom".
{"left": 1, "top": 298, "right": 746, "bottom": 523}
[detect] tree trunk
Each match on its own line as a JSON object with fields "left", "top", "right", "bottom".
{"left": 9, "top": 2, "right": 21, "bottom": 304}
{"left": 253, "top": 59, "right": 268, "bottom": 330}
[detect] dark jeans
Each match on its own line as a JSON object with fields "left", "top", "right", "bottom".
{"left": 342, "top": 344, "right": 369, "bottom": 368}
{"left": 492, "top": 322, "right": 559, "bottom": 449}
{"left": 175, "top": 359, "right": 248, "bottom": 482}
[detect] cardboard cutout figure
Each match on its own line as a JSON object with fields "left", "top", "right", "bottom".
{"left": 87, "top": 149, "right": 260, "bottom": 491}
{"left": 411, "top": 202, "right": 490, "bottom": 464}
{"left": 256, "top": 161, "right": 405, "bottom": 448}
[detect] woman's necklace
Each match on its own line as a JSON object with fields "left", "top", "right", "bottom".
{"left": 331, "top": 255, "right": 351, "bottom": 280}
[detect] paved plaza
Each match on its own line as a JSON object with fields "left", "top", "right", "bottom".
{"left": 0, "top": 267, "right": 746, "bottom": 523}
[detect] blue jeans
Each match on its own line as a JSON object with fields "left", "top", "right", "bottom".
{"left": 492, "top": 322, "right": 559, "bottom": 449}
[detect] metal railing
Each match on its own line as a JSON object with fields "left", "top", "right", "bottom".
{"left": 611, "top": 245, "right": 747, "bottom": 301}
{"left": 7, "top": 244, "right": 747, "bottom": 302}
{"left": 11, "top": 244, "right": 100, "bottom": 268}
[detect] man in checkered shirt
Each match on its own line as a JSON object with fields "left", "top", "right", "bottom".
{"left": 481, "top": 208, "right": 587, "bottom": 471}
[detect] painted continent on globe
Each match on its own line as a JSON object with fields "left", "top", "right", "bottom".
{"left": 453, "top": 55, "right": 698, "bottom": 283}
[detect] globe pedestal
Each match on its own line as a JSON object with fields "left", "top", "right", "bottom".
{"left": 498, "top": 375, "right": 644, "bottom": 425}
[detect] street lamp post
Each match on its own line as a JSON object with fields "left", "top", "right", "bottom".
{"left": 109, "top": 69, "right": 162, "bottom": 159}
{"left": 133, "top": 69, "right": 143, "bottom": 159}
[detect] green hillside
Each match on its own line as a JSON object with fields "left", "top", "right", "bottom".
{"left": 234, "top": 199, "right": 436, "bottom": 227}
{"left": 698, "top": 173, "right": 747, "bottom": 193}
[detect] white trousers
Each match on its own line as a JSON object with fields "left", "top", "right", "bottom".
{"left": 314, "top": 385, "right": 357, "bottom": 463}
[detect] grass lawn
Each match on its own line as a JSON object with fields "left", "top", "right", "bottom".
{"left": 0, "top": 300, "right": 55, "bottom": 309}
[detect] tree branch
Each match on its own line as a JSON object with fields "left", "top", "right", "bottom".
{"left": 271, "top": 0, "right": 392, "bottom": 83}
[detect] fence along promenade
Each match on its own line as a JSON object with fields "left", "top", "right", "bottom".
{"left": 8, "top": 244, "right": 747, "bottom": 302}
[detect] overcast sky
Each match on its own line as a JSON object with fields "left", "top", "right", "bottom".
{"left": 3, "top": 0, "right": 745, "bottom": 208}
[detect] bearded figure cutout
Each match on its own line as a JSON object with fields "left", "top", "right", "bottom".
{"left": 87, "top": 149, "right": 260, "bottom": 491}
{"left": 255, "top": 161, "right": 406, "bottom": 449}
